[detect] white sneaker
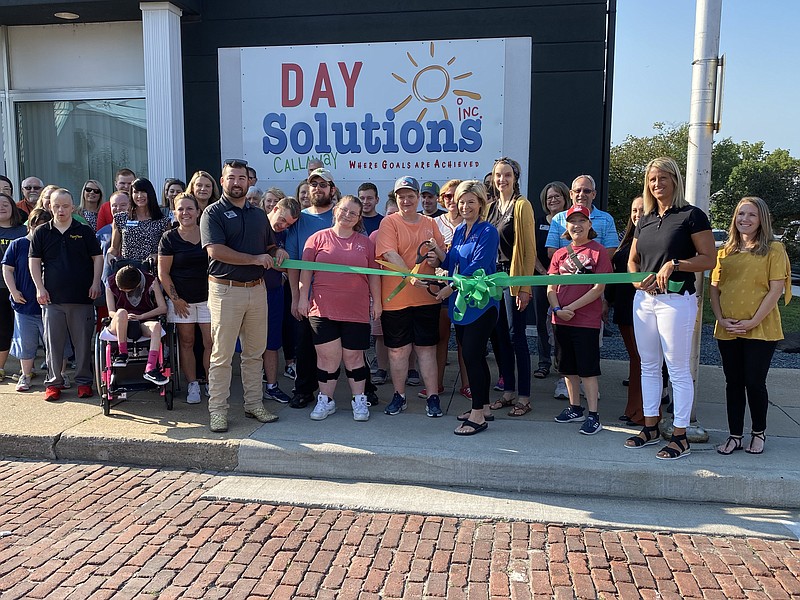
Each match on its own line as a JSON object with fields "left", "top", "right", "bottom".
{"left": 310, "top": 393, "right": 336, "bottom": 420}
{"left": 61, "top": 374, "right": 71, "bottom": 389}
{"left": 16, "top": 373, "right": 32, "bottom": 392}
{"left": 351, "top": 394, "right": 370, "bottom": 421}
{"left": 554, "top": 378, "right": 568, "bottom": 399}
{"left": 186, "top": 381, "right": 202, "bottom": 404}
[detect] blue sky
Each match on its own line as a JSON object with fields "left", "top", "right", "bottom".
{"left": 612, "top": 0, "right": 799, "bottom": 156}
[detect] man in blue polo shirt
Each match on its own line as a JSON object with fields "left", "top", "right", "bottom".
{"left": 29, "top": 189, "right": 103, "bottom": 402}
{"left": 201, "top": 159, "right": 284, "bottom": 433}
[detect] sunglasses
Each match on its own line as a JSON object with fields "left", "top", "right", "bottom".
{"left": 571, "top": 187, "right": 595, "bottom": 194}
{"left": 84, "top": 187, "right": 101, "bottom": 194}
{"left": 441, "top": 193, "right": 454, "bottom": 201}
{"left": 23, "top": 185, "right": 42, "bottom": 191}
{"left": 223, "top": 158, "right": 248, "bottom": 168}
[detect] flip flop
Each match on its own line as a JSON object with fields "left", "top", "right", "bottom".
{"left": 454, "top": 419, "right": 488, "bottom": 436}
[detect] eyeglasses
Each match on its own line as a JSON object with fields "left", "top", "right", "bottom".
{"left": 441, "top": 193, "right": 454, "bottom": 201}
{"left": 308, "top": 181, "right": 330, "bottom": 188}
{"left": 223, "top": 158, "right": 248, "bottom": 168}
{"left": 338, "top": 208, "right": 361, "bottom": 218}
{"left": 23, "top": 185, "right": 42, "bottom": 191}
{"left": 546, "top": 194, "right": 563, "bottom": 201}
{"left": 84, "top": 187, "right": 101, "bottom": 194}
{"left": 571, "top": 187, "right": 595, "bottom": 195}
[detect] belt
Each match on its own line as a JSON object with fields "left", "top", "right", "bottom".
{"left": 209, "top": 276, "right": 263, "bottom": 288}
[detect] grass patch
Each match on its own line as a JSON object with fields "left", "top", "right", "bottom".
{"left": 701, "top": 279, "right": 799, "bottom": 333}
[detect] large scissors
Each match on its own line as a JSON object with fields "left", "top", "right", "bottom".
{"left": 377, "top": 241, "right": 445, "bottom": 301}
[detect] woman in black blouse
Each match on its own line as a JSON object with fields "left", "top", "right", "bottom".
{"left": 158, "top": 193, "right": 211, "bottom": 405}
{"left": 625, "top": 157, "right": 716, "bottom": 460}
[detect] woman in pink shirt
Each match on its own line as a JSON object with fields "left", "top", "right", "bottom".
{"left": 298, "top": 195, "right": 383, "bottom": 422}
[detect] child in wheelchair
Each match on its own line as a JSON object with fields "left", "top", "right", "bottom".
{"left": 106, "top": 263, "right": 169, "bottom": 386}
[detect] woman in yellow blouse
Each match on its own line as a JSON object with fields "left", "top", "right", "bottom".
{"left": 710, "top": 197, "right": 791, "bottom": 455}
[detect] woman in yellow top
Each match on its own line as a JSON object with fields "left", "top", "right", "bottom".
{"left": 710, "top": 196, "right": 791, "bottom": 455}
{"left": 486, "top": 157, "right": 537, "bottom": 416}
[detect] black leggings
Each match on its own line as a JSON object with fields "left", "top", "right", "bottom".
{"left": 455, "top": 307, "right": 498, "bottom": 410}
{"left": 0, "top": 293, "right": 14, "bottom": 352}
{"left": 717, "top": 337, "right": 777, "bottom": 435}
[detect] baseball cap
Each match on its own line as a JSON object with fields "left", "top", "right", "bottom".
{"left": 308, "top": 168, "right": 334, "bottom": 183}
{"left": 566, "top": 205, "right": 591, "bottom": 220}
{"left": 393, "top": 176, "right": 420, "bottom": 193}
{"left": 420, "top": 181, "right": 440, "bottom": 196}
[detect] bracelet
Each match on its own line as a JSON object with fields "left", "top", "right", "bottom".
{"left": 553, "top": 306, "right": 561, "bottom": 313}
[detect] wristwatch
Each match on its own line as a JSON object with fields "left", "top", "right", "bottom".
{"left": 671, "top": 259, "right": 680, "bottom": 271}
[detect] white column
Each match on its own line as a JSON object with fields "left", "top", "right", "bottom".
{"left": 140, "top": 2, "right": 185, "bottom": 190}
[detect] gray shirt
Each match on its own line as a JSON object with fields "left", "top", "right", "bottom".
{"left": 200, "top": 196, "right": 275, "bottom": 282}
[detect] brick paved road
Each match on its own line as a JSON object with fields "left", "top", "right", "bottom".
{"left": 1, "top": 461, "right": 799, "bottom": 599}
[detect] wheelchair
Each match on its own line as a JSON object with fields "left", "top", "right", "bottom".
{"left": 94, "top": 315, "right": 178, "bottom": 416}
{"left": 94, "top": 256, "right": 179, "bottom": 416}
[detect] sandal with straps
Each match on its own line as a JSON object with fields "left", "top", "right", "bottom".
{"left": 489, "top": 395, "right": 515, "bottom": 410}
{"left": 656, "top": 433, "right": 691, "bottom": 460}
{"left": 716, "top": 435, "right": 743, "bottom": 455}
{"left": 746, "top": 431, "right": 766, "bottom": 454}
{"left": 624, "top": 424, "right": 661, "bottom": 448}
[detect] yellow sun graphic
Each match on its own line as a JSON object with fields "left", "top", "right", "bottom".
{"left": 391, "top": 42, "right": 481, "bottom": 122}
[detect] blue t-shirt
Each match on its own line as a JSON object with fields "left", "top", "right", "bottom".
{"left": 362, "top": 213, "right": 384, "bottom": 236}
{"left": 1, "top": 236, "right": 40, "bottom": 316}
{"left": 441, "top": 220, "right": 500, "bottom": 326}
{"left": 545, "top": 206, "right": 619, "bottom": 251}
{"left": 285, "top": 208, "right": 335, "bottom": 260}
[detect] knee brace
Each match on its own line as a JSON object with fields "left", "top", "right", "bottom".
{"left": 317, "top": 367, "right": 341, "bottom": 382}
{"left": 345, "top": 365, "right": 369, "bottom": 382}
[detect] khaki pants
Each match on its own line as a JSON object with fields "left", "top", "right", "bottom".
{"left": 207, "top": 281, "right": 267, "bottom": 416}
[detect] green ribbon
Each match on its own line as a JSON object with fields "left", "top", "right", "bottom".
{"left": 280, "top": 258, "right": 653, "bottom": 322}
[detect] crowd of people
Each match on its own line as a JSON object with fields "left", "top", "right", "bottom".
{"left": 0, "top": 155, "right": 790, "bottom": 453}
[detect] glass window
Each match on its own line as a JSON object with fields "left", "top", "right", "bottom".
{"left": 16, "top": 99, "right": 147, "bottom": 200}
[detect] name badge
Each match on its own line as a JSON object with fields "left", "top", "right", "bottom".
{"left": 125, "top": 220, "right": 138, "bottom": 228}
{"left": 539, "top": 224, "right": 550, "bottom": 231}
{"left": 224, "top": 211, "right": 237, "bottom": 219}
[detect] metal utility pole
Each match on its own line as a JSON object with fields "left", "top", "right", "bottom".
{"left": 685, "top": 0, "right": 723, "bottom": 443}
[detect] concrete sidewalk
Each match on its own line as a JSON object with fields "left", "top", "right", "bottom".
{"left": 1, "top": 353, "right": 798, "bottom": 509}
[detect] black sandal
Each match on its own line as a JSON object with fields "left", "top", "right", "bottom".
{"left": 624, "top": 424, "right": 661, "bottom": 448}
{"left": 746, "top": 431, "right": 766, "bottom": 454}
{"left": 656, "top": 433, "right": 691, "bottom": 460}
{"left": 533, "top": 367, "right": 549, "bottom": 379}
{"left": 716, "top": 435, "right": 743, "bottom": 455}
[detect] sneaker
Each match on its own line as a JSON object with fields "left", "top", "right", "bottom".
{"left": 143, "top": 369, "right": 169, "bottom": 386}
{"left": 384, "top": 392, "right": 407, "bottom": 415}
{"left": 203, "top": 384, "right": 210, "bottom": 397}
{"left": 426, "top": 394, "right": 443, "bottom": 418}
{"left": 263, "top": 384, "right": 291, "bottom": 404}
{"left": 418, "top": 385, "right": 444, "bottom": 399}
{"left": 186, "top": 381, "right": 202, "bottom": 404}
{"left": 245, "top": 406, "right": 279, "bottom": 423}
{"left": 77, "top": 385, "right": 93, "bottom": 399}
{"left": 15, "top": 373, "right": 32, "bottom": 392}
{"left": 45, "top": 386, "right": 61, "bottom": 401}
{"left": 459, "top": 386, "right": 472, "bottom": 400}
{"left": 579, "top": 414, "right": 603, "bottom": 435}
{"left": 372, "top": 369, "right": 388, "bottom": 385}
{"left": 554, "top": 378, "right": 569, "bottom": 400}
{"left": 368, "top": 356, "right": 379, "bottom": 375}
{"left": 310, "top": 394, "right": 336, "bottom": 420}
{"left": 493, "top": 376, "right": 505, "bottom": 391}
{"left": 210, "top": 413, "right": 228, "bottom": 432}
{"left": 112, "top": 354, "right": 129, "bottom": 368}
{"left": 352, "top": 394, "right": 370, "bottom": 421}
{"left": 406, "top": 369, "right": 420, "bottom": 386}
{"left": 61, "top": 374, "right": 71, "bottom": 389}
{"left": 40, "top": 360, "right": 48, "bottom": 371}
{"left": 283, "top": 364, "right": 297, "bottom": 380}
{"left": 366, "top": 390, "right": 380, "bottom": 407}
{"left": 555, "top": 405, "right": 585, "bottom": 423}
{"left": 290, "top": 392, "right": 313, "bottom": 409}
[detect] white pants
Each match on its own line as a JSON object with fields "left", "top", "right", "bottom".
{"left": 632, "top": 290, "right": 697, "bottom": 428}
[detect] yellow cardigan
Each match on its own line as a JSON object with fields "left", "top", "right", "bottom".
{"left": 508, "top": 196, "right": 537, "bottom": 296}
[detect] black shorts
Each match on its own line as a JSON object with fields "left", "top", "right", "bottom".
{"left": 555, "top": 325, "right": 601, "bottom": 377}
{"left": 308, "top": 316, "right": 370, "bottom": 350}
{"left": 381, "top": 304, "right": 440, "bottom": 348}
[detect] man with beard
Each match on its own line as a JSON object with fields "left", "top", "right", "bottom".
{"left": 286, "top": 168, "right": 336, "bottom": 408}
{"left": 200, "top": 159, "right": 283, "bottom": 433}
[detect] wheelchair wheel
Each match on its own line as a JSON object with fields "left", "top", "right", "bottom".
{"left": 94, "top": 334, "right": 104, "bottom": 400}
{"left": 164, "top": 390, "right": 174, "bottom": 410}
{"left": 102, "top": 394, "right": 111, "bottom": 416}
